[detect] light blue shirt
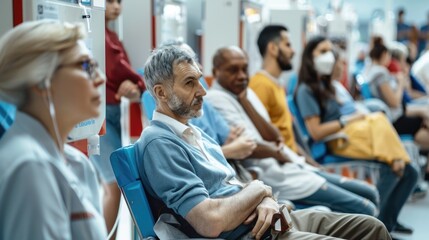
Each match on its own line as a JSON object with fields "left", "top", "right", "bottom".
{"left": 190, "top": 101, "right": 231, "bottom": 145}
{"left": 0, "top": 111, "right": 107, "bottom": 240}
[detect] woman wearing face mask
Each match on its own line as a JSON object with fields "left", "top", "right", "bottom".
{"left": 0, "top": 20, "right": 106, "bottom": 239}
{"left": 295, "top": 36, "right": 418, "bottom": 234}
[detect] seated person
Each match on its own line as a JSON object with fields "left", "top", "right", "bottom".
{"left": 138, "top": 44, "right": 391, "bottom": 240}
{"left": 249, "top": 25, "right": 320, "bottom": 168}
{"left": 0, "top": 20, "right": 107, "bottom": 239}
{"left": 207, "top": 46, "right": 380, "bottom": 216}
{"left": 364, "top": 37, "right": 429, "bottom": 149}
{"left": 144, "top": 89, "right": 257, "bottom": 181}
{"left": 295, "top": 35, "right": 418, "bottom": 233}
{"left": 145, "top": 40, "right": 257, "bottom": 180}
{"left": 331, "top": 49, "right": 392, "bottom": 118}
{"left": 388, "top": 41, "right": 428, "bottom": 103}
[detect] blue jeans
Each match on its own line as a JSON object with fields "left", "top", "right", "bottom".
{"left": 293, "top": 171, "right": 379, "bottom": 216}
{"left": 90, "top": 104, "right": 122, "bottom": 183}
{"left": 376, "top": 163, "right": 418, "bottom": 231}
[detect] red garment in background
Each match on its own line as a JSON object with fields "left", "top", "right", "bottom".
{"left": 105, "top": 27, "right": 145, "bottom": 138}
{"left": 340, "top": 61, "right": 349, "bottom": 90}
{"left": 105, "top": 28, "right": 145, "bottom": 104}
{"left": 387, "top": 59, "right": 402, "bottom": 74}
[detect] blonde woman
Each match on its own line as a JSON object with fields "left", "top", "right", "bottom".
{"left": 0, "top": 20, "right": 106, "bottom": 239}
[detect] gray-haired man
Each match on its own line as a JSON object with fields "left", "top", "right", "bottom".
{"left": 136, "top": 45, "right": 391, "bottom": 240}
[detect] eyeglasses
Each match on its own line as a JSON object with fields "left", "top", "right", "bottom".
{"left": 58, "top": 59, "right": 99, "bottom": 81}
{"left": 81, "top": 59, "right": 99, "bottom": 80}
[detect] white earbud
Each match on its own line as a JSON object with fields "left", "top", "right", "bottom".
{"left": 37, "top": 80, "right": 50, "bottom": 89}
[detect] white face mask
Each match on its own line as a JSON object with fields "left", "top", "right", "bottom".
{"left": 314, "top": 51, "right": 335, "bottom": 75}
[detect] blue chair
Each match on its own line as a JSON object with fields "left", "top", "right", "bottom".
{"left": 141, "top": 91, "right": 157, "bottom": 120}
{"left": 286, "top": 73, "right": 298, "bottom": 96}
{"left": 0, "top": 101, "right": 16, "bottom": 138}
{"left": 110, "top": 145, "right": 156, "bottom": 239}
{"left": 356, "top": 75, "right": 373, "bottom": 100}
{"left": 287, "top": 95, "right": 344, "bottom": 162}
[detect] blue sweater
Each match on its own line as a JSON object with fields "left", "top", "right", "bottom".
{"left": 136, "top": 120, "right": 241, "bottom": 218}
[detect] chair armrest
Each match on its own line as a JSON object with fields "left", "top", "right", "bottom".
{"left": 319, "top": 132, "right": 349, "bottom": 151}
{"left": 319, "top": 132, "right": 349, "bottom": 143}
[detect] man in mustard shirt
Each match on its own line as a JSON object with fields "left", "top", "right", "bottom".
{"left": 249, "top": 25, "right": 318, "bottom": 166}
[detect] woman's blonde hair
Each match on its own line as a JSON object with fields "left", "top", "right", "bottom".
{"left": 0, "top": 19, "right": 85, "bottom": 107}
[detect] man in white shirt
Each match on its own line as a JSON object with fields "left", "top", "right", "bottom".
{"left": 206, "top": 46, "right": 380, "bottom": 216}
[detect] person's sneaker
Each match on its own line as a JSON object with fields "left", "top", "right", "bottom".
{"left": 392, "top": 223, "right": 413, "bottom": 235}
{"left": 411, "top": 182, "right": 428, "bottom": 201}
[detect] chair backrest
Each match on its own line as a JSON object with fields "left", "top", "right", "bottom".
{"left": 355, "top": 74, "right": 373, "bottom": 100}
{"left": 0, "top": 101, "right": 16, "bottom": 138}
{"left": 285, "top": 74, "right": 325, "bottom": 158}
{"left": 286, "top": 73, "right": 298, "bottom": 97}
{"left": 286, "top": 95, "right": 327, "bottom": 160}
{"left": 360, "top": 82, "right": 373, "bottom": 100}
{"left": 110, "top": 145, "right": 156, "bottom": 239}
{"left": 199, "top": 76, "right": 209, "bottom": 90}
{"left": 142, "top": 91, "right": 157, "bottom": 121}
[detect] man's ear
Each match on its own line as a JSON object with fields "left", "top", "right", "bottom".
{"left": 153, "top": 84, "right": 168, "bottom": 103}
{"left": 267, "top": 41, "right": 278, "bottom": 56}
{"left": 212, "top": 67, "right": 217, "bottom": 78}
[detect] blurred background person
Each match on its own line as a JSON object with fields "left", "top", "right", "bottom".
{"left": 295, "top": 36, "right": 418, "bottom": 233}
{"left": 365, "top": 37, "right": 429, "bottom": 149}
{"left": 397, "top": 8, "right": 410, "bottom": 43}
{"left": 418, "top": 12, "right": 429, "bottom": 55}
{"left": 91, "top": 0, "right": 146, "bottom": 237}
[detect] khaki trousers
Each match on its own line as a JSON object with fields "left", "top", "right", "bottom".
{"left": 240, "top": 209, "right": 391, "bottom": 240}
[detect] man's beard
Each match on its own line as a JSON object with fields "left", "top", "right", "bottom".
{"left": 167, "top": 93, "right": 204, "bottom": 119}
{"left": 277, "top": 52, "right": 292, "bottom": 71}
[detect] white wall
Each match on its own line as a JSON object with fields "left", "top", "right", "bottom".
{"left": 310, "top": 0, "right": 428, "bottom": 26}
{"left": 0, "top": 0, "right": 13, "bottom": 37}
{"left": 202, "top": 0, "right": 240, "bottom": 76}
{"left": 185, "top": 0, "right": 203, "bottom": 57}
{"left": 269, "top": 8, "right": 307, "bottom": 77}
{"left": 121, "top": 0, "right": 152, "bottom": 70}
